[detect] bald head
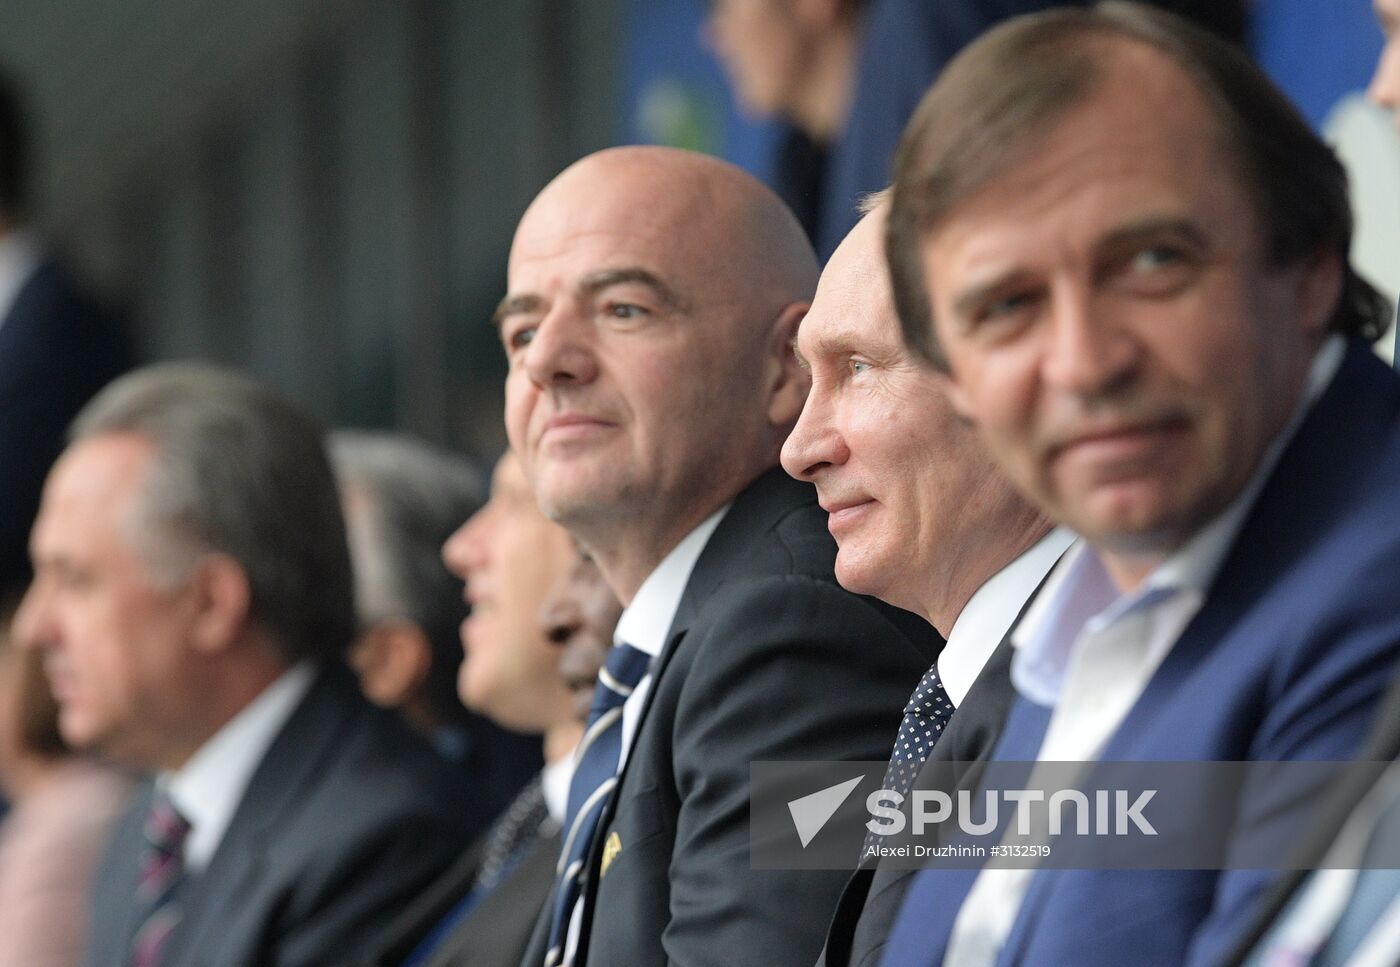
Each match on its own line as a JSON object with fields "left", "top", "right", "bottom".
{"left": 501, "top": 146, "right": 818, "bottom": 600}
{"left": 511, "top": 146, "right": 817, "bottom": 319}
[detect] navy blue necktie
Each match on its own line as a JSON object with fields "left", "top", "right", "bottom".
{"left": 543, "top": 642, "right": 651, "bottom": 967}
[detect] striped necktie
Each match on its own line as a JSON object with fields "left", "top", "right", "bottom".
{"left": 543, "top": 641, "right": 651, "bottom": 967}
{"left": 131, "top": 794, "right": 191, "bottom": 967}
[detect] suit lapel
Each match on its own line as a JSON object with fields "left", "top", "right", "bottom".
{"left": 369, "top": 837, "right": 488, "bottom": 966}
{"left": 431, "top": 831, "right": 561, "bottom": 967}
{"left": 161, "top": 666, "right": 356, "bottom": 963}
{"left": 573, "top": 469, "right": 816, "bottom": 962}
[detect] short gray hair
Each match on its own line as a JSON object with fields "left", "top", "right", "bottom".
{"left": 330, "top": 431, "right": 485, "bottom": 721}
{"left": 71, "top": 363, "right": 355, "bottom": 664}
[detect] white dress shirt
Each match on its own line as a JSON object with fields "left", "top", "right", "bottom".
{"left": 163, "top": 662, "right": 316, "bottom": 873}
{"left": 945, "top": 336, "right": 1346, "bottom": 967}
{"left": 0, "top": 229, "right": 41, "bottom": 334}
{"left": 560, "top": 504, "right": 729, "bottom": 965}
{"left": 612, "top": 504, "right": 730, "bottom": 767}
{"left": 541, "top": 750, "right": 576, "bottom": 827}
{"left": 937, "top": 527, "right": 1076, "bottom": 707}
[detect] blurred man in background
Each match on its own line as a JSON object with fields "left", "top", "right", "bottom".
{"left": 543, "top": 550, "right": 622, "bottom": 724}
{"left": 367, "top": 451, "right": 587, "bottom": 967}
{"left": 331, "top": 429, "right": 540, "bottom": 822}
{"left": 0, "top": 74, "right": 130, "bottom": 603}
{"left": 701, "top": 0, "right": 1245, "bottom": 262}
{"left": 14, "top": 364, "right": 487, "bottom": 967}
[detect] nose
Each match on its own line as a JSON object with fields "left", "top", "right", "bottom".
{"left": 442, "top": 505, "right": 493, "bottom": 582}
{"left": 1041, "top": 283, "right": 1140, "bottom": 399}
{"left": 11, "top": 578, "right": 55, "bottom": 655}
{"left": 521, "top": 305, "right": 599, "bottom": 392}
{"left": 781, "top": 382, "right": 850, "bottom": 482}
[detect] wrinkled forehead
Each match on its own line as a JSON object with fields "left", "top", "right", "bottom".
{"left": 509, "top": 164, "right": 732, "bottom": 289}
{"left": 802, "top": 208, "right": 899, "bottom": 349}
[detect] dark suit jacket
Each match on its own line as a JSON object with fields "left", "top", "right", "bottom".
{"left": 0, "top": 258, "right": 130, "bottom": 596}
{"left": 365, "top": 826, "right": 560, "bottom": 967}
{"left": 880, "top": 341, "right": 1400, "bottom": 967}
{"left": 521, "top": 469, "right": 941, "bottom": 967}
{"left": 86, "top": 665, "right": 490, "bottom": 967}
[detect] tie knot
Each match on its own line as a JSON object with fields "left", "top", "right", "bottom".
{"left": 144, "top": 796, "right": 191, "bottom": 854}
{"left": 599, "top": 642, "right": 650, "bottom": 696}
{"left": 902, "top": 664, "right": 954, "bottom": 722}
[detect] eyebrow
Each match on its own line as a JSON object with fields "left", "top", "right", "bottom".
{"left": 492, "top": 293, "right": 544, "bottom": 329}
{"left": 791, "top": 336, "right": 811, "bottom": 374}
{"left": 949, "top": 214, "right": 1210, "bottom": 321}
{"left": 491, "top": 266, "right": 686, "bottom": 330}
{"left": 578, "top": 266, "right": 687, "bottom": 312}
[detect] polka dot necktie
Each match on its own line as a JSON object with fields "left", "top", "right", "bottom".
{"left": 863, "top": 663, "right": 955, "bottom": 858}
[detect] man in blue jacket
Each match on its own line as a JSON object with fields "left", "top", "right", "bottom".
{"left": 877, "top": 4, "right": 1400, "bottom": 966}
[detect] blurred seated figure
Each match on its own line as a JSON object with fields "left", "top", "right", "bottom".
{"left": 544, "top": 550, "right": 622, "bottom": 724}
{"left": 13, "top": 364, "right": 489, "bottom": 967}
{"left": 0, "top": 74, "right": 131, "bottom": 602}
{"left": 702, "top": 0, "right": 1246, "bottom": 263}
{"left": 331, "top": 430, "right": 541, "bottom": 821}
{"left": 366, "top": 451, "right": 595, "bottom": 967}
{"left": 0, "top": 596, "right": 131, "bottom": 967}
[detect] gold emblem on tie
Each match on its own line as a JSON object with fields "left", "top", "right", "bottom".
{"left": 600, "top": 831, "right": 622, "bottom": 877}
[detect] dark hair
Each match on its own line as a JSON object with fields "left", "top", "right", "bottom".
{"left": 887, "top": 1, "right": 1390, "bottom": 369}
{"left": 71, "top": 364, "right": 356, "bottom": 664}
{"left": 0, "top": 73, "right": 27, "bottom": 219}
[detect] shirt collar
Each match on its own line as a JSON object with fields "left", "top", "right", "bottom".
{"left": 0, "top": 229, "right": 41, "bottom": 331}
{"left": 613, "top": 505, "right": 730, "bottom": 658}
{"left": 1010, "top": 334, "right": 1345, "bottom": 706}
{"left": 938, "top": 526, "right": 1076, "bottom": 706}
{"left": 541, "top": 750, "right": 576, "bottom": 826}
{"left": 163, "top": 662, "right": 316, "bottom": 871}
